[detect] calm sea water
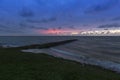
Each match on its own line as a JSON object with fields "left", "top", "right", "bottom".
{"left": 0, "top": 36, "right": 74, "bottom": 46}
{"left": 0, "top": 36, "right": 120, "bottom": 47}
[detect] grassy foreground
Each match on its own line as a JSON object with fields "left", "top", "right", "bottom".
{"left": 0, "top": 40, "right": 120, "bottom": 80}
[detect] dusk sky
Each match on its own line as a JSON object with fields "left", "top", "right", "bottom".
{"left": 0, "top": 0, "right": 120, "bottom": 36}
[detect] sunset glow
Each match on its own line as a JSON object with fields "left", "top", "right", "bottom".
{"left": 0, "top": 0, "right": 120, "bottom": 36}
{"left": 44, "top": 29, "right": 63, "bottom": 34}
{"left": 37, "top": 29, "right": 120, "bottom": 36}
{"left": 36, "top": 29, "right": 81, "bottom": 35}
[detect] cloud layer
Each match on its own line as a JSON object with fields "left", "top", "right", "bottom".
{"left": 98, "top": 23, "right": 120, "bottom": 28}
{"left": 85, "top": 0, "right": 119, "bottom": 14}
{"left": 0, "top": 0, "right": 120, "bottom": 35}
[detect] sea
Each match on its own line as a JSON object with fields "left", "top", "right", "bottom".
{"left": 0, "top": 36, "right": 120, "bottom": 72}
{"left": 0, "top": 36, "right": 75, "bottom": 47}
{"left": 0, "top": 36, "right": 120, "bottom": 47}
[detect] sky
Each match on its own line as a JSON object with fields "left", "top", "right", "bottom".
{"left": 0, "top": 0, "right": 120, "bottom": 36}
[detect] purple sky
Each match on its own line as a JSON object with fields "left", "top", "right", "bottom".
{"left": 0, "top": 0, "right": 120, "bottom": 36}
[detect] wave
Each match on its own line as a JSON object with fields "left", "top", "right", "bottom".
{"left": 0, "top": 44, "right": 20, "bottom": 48}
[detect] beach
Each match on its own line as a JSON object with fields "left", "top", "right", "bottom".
{"left": 0, "top": 36, "right": 120, "bottom": 80}
{"left": 22, "top": 37, "right": 120, "bottom": 73}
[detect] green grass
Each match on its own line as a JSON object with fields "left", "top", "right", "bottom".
{"left": 0, "top": 39, "right": 120, "bottom": 80}
{"left": 0, "top": 48, "right": 120, "bottom": 80}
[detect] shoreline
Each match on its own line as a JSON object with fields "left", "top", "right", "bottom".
{"left": 1, "top": 37, "right": 120, "bottom": 79}
{"left": 2, "top": 38, "right": 120, "bottom": 74}
{"left": 22, "top": 48, "right": 120, "bottom": 73}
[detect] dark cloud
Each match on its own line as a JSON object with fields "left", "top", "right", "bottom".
{"left": 0, "top": 29, "right": 23, "bottom": 33}
{"left": 0, "top": 24, "right": 7, "bottom": 28}
{"left": 20, "top": 7, "right": 35, "bottom": 18}
{"left": 98, "top": 23, "right": 120, "bottom": 28}
{"left": 85, "top": 0, "right": 119, "bottom": 14}
{"left": 29, "top": 26, "right": 48, "bottom": 30}
{"left": 60, "top": 24, "right": 76, "bottom": 29}
{"left": 111, "top": 16, "right": 120, "bottom": 21}
{"left": 0, "top": 23, "right": 23, "bottom": 33}
{"left": 19, "top": 23, "right": 48, "bottom": 30}
{"left": 26, "top": 17, "right": 57, "bottom": 23}
{"left": 104, "top": 28, "right": 109, "bottom": 30}
{"left": 0, "top": 0, "right": 120, "bottom": 35}
{"left": 57, "top": 27, "right": 62, "bottom": 29}
{"left": 83, "top": 24, "right": 89, "bottom": 27}
{"left": 68, "top": 25, "right": 76, "bottom": 29}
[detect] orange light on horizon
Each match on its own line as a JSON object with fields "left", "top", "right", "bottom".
{"left": 44, "top": 29, "right": 63, "bottom": 34}
{"left": 36, "top": 29, "right": 81, "bottom": 35}
{"left": 37, "top": 29, "right": 64, "bottom": 35}
{"left": 71, "top": 32, "right": 79, "bottom": 35}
